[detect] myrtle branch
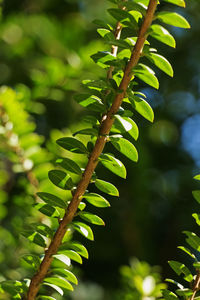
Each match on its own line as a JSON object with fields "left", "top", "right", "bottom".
{"left": 190, "top": 271, "right": 200, "bottom": 300}
{"left": 26, "top": 0, "right": 158, "bottom": 299}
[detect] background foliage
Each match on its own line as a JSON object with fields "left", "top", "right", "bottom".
{"left": 0, "top": 0, "right": 200, "bottom": 299}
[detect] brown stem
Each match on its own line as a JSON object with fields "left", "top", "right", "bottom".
{"left": 26, "top": 1, "right": 157, "bottom": 299}
{"left": 190, "top": 271, "right": 200, "bottom": 300}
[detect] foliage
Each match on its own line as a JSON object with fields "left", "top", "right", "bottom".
{"left": 0, "top": 0, "right": 193, "bottom": 299}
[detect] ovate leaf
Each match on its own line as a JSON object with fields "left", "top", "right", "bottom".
{"left": 156, "top": 11, "right": 190, "bottom": 29}
{"left": 162, "top": 289, "right": 178, "bottom": 299}
{"left": 128, "top": 94, "right": 154, "bottom": 122}
{"left": 146, "top": 53, "right": 173, "bottom": 77}
{"left": 53, "top": 254, "right": 71, "bottom": 267}
{"left": 21, "top": 231, "right": 46, "bottom": 248}
{"left": 183, "top": 231, "right": 200, "bottom": 252}
{"left": 52, "top": 268, "right": 78, "bottom": 285}
{"left": 163, "top": 0, "right": 185, "bottom": 7}
{"left": 134, "top": 63, "right": 159, "bottom": 89}
{"left": 168, "top": 260, "right": 193, "bottom": 282}
{"left": 192, "top": 213, "right": 200, "bottom": 226}
{"left": 43, "top": 282, "right": 63, "bottom": 296}
{"left": 110, "top": 136, "right": 138, "bottom": 162}
{"left": 192, "top": 190, "right": 200, "bottom": 204}
{"left": 34, "top": 203, "right": 60, "bottom": 218}
{"left": 56, "top": 137, "right": 88, "bottom": 154}
{"left": 37, "top": 192, "right": 67, "bottom": 209}
{"left": 72, "top": 221, "right": 94, "bottom": 241}
{"left": 83, "top": 193, "right": 110, "bottom": 208}
{"left": 60, "top": 241, "right": 88, "bottom": 259}
{"left": 44, "top": 277, "right": 73, "bottom": 291}
{"left": 58, "top": 250, "right": 82, "bottom": 264}
{"left": 22, "top": 254, "right": 41, "bottom": 270}
{"left": 149, "top": 24, "right": 176, "bottom": 48}
{"left": 99, "top": 154, "right": 127, "bottom": 179}
{"left": 48, "top": 170, "right": 72, "bottom": 190}
{"left": 95, "top": 179, "right": 119, "bottom": 196}
{"left": 55, "top": 157, "right": 82, "bottom": 175}
{"left": 79, "top": 211, "right": 105, "bottom": 226}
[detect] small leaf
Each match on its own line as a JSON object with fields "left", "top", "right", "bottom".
{"left": 56, "top": 137, "right": 88, "bottom": 154}
{"left": 165, "top": 279, "right": 184, "bottom": 289}
{"left": 156, "top": 11, "right": 190, "bottom": 29}
{"left": 73, "top": 128, "right": 98, "bottom": 137}
{"left": 58, "top": 250, "right": 82, "bottom": 264}
{"left": 95, "top": 179, "right": 119, "bottom": 196}
{"left": 192, "top": 190, "right": 200, "bottom": 204}
{"left": 112, "top": 116, "right": 139, "bottom": 140}
{"left": 60, "top": 241, "right": 88, "bottom": 259}
{"left": 44, "top": 277, "right": 73, "bottom": 291}
{"left": 183, "top": 231, "right": 200, "bottom": 252}
{"left": 31, "top": 223, "right": 53, "bottom": 238}
{"left": 194, "top": 174, "right": 200, "bottom": 181}
{"left": 163, "top": 0, "right": 185, "bottom": 7}
{"left": 53, "top": 254, "right": 71, "bottom": 267}
{"left": 192, "top": 213, "right": 200, "bottom": 226}
{"left": 83, "top": 193, "right": 110, "bottom": 208}
{"left": 128, "top": 94, "right": 154, "bottom": 122}
{"left": 176, "top": 289, "right": 193, "bottom": 297}
{"left": 43, "top": 282, "right": 63, "bottom": 296}
{"left": 38, "top": 296, "right": 56, "bottom": 300}
{"left": 115, "top": 115, "right": 133, "bottom": 131}
{"left": 134, "top": 63, "right": 159, "bottom": 89}
{"left": 78, "top": 202, "right": 86, "bottom": 211}
{"left": 146, "top": 53, "right": 173, "bottom": 77}
{"left": 52, "top": 269, "right": 78, "bottom": 285}
{"left": 72, "top": 221, "right": 94, "bottom": 241}
{"left": 21, "top": 231, "right": 46, "bottom": 248}
{"left": 99, "top": 153, "right": 127, "bottom": 179}
{"left": 178, "top": 246, "right": 196, "bottom": 260}
{"left": 149, "top": 24, "right": 176, "bottom": 48}
{"left": 74, "top": 93, "right": 105, "bottom": 112}
{"left": 110, "top": 136, "right": 138, "bottom": 162}
{"left": 34, "top": 203, "right": 60, "bottom": 218}
{"left": 162, "top": 289, "right": 178, "bottom": 299}
{"left": 22, "top": 254, "right": 41, "bottom": 270}
{"left": 79, "top": 211, "right": 105, "bottom": 226}
{"left": 37, "top": 192, "right": 67, "bottom": 209}
{"left": 169, "top": 260, "right": 193, "bottom": 282}
{"left": 55, "top": 157, "right": 82, "bottom": 175}
{"left": 48, "top": 170, "right": 74, "bottom": 190}
{"left": 91, "top": 51, "right": 116, "bottom": 68}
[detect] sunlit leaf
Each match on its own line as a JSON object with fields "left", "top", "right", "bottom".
{"left": 72, "top": 221, "right": 94, "bottom": 241}
{"left": 56, "top": 137, "right": 88, "bottom": 154}
{"left": 37, "top": 192, "right": 67, "bottom": 209}
{"left": 110, "top": 136, "right": 138, "bottom": 162}
{"left": 99, "top": 153, "right": 127, "bottom": 179}
{"left": 149, "top": 24, "right": 176, "bottom": 48}
{"left": 79, "top": 211, "right": 105, "bottom": 226}
{"left": 156, "top": 11, "right": 190, "bottom": 29}
{"left": 83, "top": 193, "right": 110, "bottom": 208}
{"left": 95, "top": 179, "right": 119, "bottom": 196}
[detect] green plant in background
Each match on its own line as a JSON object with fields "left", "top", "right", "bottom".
{"left": 117, "top": 258, "right": 166, "bottom": 299}
{"left": 163, "top": 174, "right": 200, "bottom": 299}
{"left": 0, "top": 0, "right": 191, "bottom": 299}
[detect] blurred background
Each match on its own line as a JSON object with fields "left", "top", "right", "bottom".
{"left": 0, "top": 0, "right": 200, "bottom": 299}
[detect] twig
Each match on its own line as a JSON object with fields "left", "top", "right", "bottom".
{"left": 26, "top": 1, "right": 158, "bottom": 299}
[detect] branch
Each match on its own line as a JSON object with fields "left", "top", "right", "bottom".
{"left": 26, "top": 1, "right": 158, "bottom": 298}
{"left": 190, "top": 271, "right": 200, "bottom": 300}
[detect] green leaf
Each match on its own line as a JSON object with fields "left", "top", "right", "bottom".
{"left": 128, "top": 94, "right": 154, "bottom": 122}
{"left": 112, "top": 116, "right": 139, "bottom": 140}
{"left": 163, "top": 0, "right": 185, "bottom": 7}
{"left": 58, "top": 250, "right": 82, "bottom": 264}
{"left": 192, "top": 190, "right": 200, "bottom": 204}
{"left": 146, "top": 53, "right": 173, "bottom": 77}
{"left": 83, "top": 193, "right": 110, "bottom": 208}
{"left": 45, "top": 276, "right": 73, "bottom": 292}
{"left": 60, "top": 241, "right": 88, "bottom": 259}
{"left": 97, "top": 28, "right": 113, "bottom": 40}
{"left": 93, "top": 19, "right": 113, "bottom": 30}
{"left": 149, "top": 24, "right": 176, "bottom": 48}
{"left": 156, "top": 11, "right": 190, "bottom": 29}
{"left": 43, "top": 282, "right": 63, "bottom": 296}
{"left": 31, "top": 223, "right": 53, "bottom": 238}
{"left": 55, "top": 157, "right": 82, "bottom": 175}
{"left": 95, "top": 179, "right": 119, "bottom": 196}
{"left": 34, "top": 203, "right": 60, "bottom": 218}
{"left": 183, "top": 231, "right": 200, "bottom": 252}
{"left": 120, "top": 1, "right": 146, "bottom": 15}
{"left": 22, "top": 254, "right": 41, "bottom": 270}
{"left": 178, "top": 246, "right": 196, "bottom": 259}
{"left": 53, "top": 254, "right": 71, "bottom": 267}
{"left": 52, "top": 269, "right": 78, "bottom": 285}
{"left": 0, "top": 281, "right": 27, "bottom": 296}
{"left": 73, "top": 128, "right": 98, "bottom": 137}
{"left": 78, "top": 202, "right": 86, "bottom": 211}
{"left": 99, "top": 153, "right": 127, "bottom": 179}
{"left": 37, "top": 192, "right": 67, "bottom": 209}
{"left": 110, "top": 136, "right": 138, "bottom": 162}
{"left": 72, "top": 221, "right": 94, "bottom": 241}
{"left": 21, "top": 231, "right": 46, "bottom": 247}
{"left": 74, "top": 93, "right": 105, "bottom": 112}
{"left": 56, "top": 137, "right": 88, "bottom": 154}
{"left": 169, "top": 260, "right": 193, "bottom": 282}
{"left": 79, "top": 211, "right": 105, "bottom": 226}
{"left": 165, "top": 279, "right": 184, "bottom": 289}
{"left": 194, "top": 174, "right": 200, "bottom": 181}
{"left": 192, "top": 213, "right": 200, "bottom": 226}
{"left": 91, "top": 51, "right": 116, "bottom": 68}
{"left": 134, "top": 63, "right": 159, "bottom": 89}
{"left": 48, "top": 170, "right": 74, "bottom": 190}
{"left": 162, "top": 289, "right": 178, "bottom": 299}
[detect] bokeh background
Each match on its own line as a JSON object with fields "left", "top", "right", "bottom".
{"left": 0, "top": 0, "right": 200, "bottom": 299}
